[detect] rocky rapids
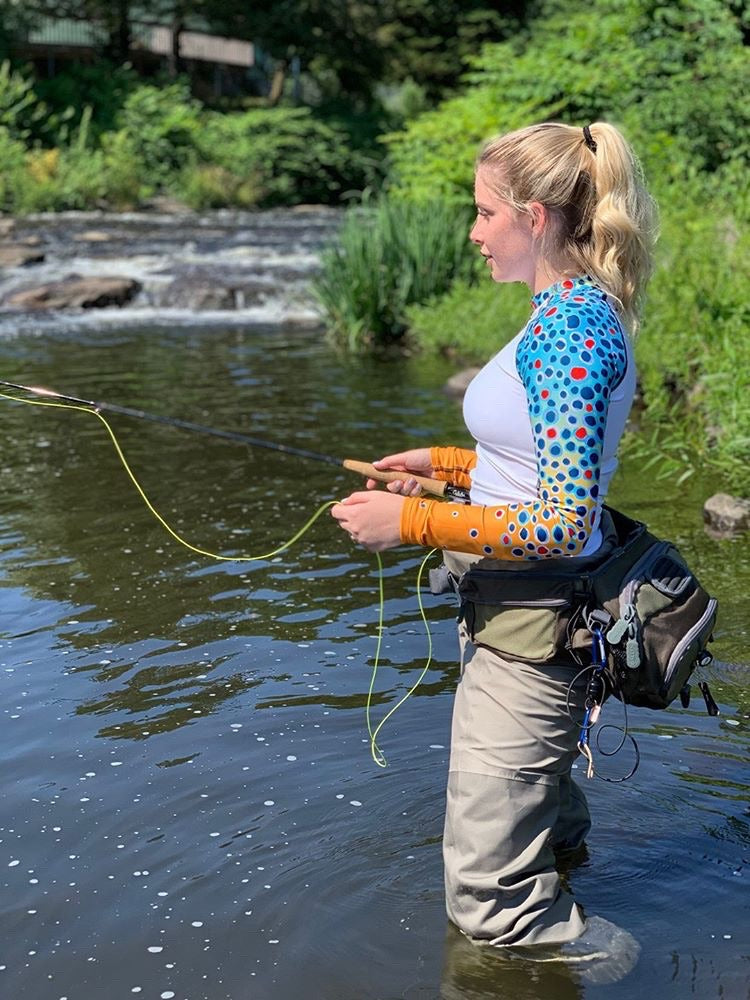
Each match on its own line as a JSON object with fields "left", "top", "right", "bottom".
{"left": 0, "top": 206, "right": 341, "bottom": 336}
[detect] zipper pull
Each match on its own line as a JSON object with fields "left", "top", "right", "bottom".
{"left": 607, "top": 603, "right": 635, "bottom": 644}
{"left": 626, "top": 633, "right": 641, "bottom": 669}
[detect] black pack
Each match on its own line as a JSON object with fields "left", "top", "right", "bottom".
{"left": 580, "top": 507, "right": 718, "bottom": 710}
{"left": 441, "top": 506, "right": 719, "bottom": 712}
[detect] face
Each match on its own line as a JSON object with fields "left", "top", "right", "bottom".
{"left": 470, "top": 167, "right": 536, "bottom": 286}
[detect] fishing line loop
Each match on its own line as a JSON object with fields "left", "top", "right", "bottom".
{"left": 2, "top": 387, "right": 439, "bottom": 767}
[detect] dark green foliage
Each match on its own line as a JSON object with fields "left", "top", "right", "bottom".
{"left": 385, "top": 0, "right": 750, "bottom": 199}
{"left": 187, "top": 106, "right": 380, "bottom": 207}
{"left": 32, "top": 60, "right": 139, "bottom": 140}
{"left": 115, "top": 80, "right": 202, "bottom": 185}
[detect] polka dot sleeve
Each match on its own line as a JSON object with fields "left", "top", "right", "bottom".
{"left": 400, "top": 290, "right": 628, "bottom": 559}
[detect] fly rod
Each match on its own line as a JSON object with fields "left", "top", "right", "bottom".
{"left": 0, "top": 379, "right": 471, "bottom": 503}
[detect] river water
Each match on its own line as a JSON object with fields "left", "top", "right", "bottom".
{"left": 0, "top": 223, "right": 748, "bottom": 999}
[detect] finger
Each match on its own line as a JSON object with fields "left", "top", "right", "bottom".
{"left": 330, "top": 503, "right": 352, "bottom": 523}
{"left": 386, "top": 480, "right": 404, "bottom": 493}
{"left": 338, "top": 491, "right": 372, "bottom": 505}
{"left": 372, "top": 454, "right": 409, "bottom": 471}
{"left": 365, "top": 478, "right": 379, "bottom": 490}
{"left": 406, "top": 479, "right": 423, "bottom": 497}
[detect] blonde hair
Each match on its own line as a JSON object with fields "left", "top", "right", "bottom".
{"left": 478, "top": 121, "right": 658, "bottom": 334}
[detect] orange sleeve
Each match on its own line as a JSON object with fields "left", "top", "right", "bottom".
{"left": 400, "top": 495, "right": 595, "bottom": 560}
{"left": 430, "top": 446, "right": 476, "bottom": 489}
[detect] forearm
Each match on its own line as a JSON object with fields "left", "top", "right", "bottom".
{"left": 400, "top": 494, "right": 594, "bottom": 559}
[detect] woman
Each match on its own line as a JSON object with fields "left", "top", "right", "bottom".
{"left": 331, "top": 121, "right": 656, "bottom": 963}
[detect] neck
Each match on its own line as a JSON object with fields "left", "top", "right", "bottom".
{"left": 530, "top": 258, "right": 569, "bottom": 296}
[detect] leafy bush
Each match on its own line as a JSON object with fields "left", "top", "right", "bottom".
{"left": 0, "top": 62, "right": 380, "bottom": 212}
{"left": 0, "top": 59, "right": 49, "bottom": 142}
{"left": 314, "top": 195, "right": 475, "bottom": 350}
{"left": 179, "top": 163, "right": 264, "bottom": 210}
{"left": 0, "top": 124, "right": 26, "bottom": 211}
{"left": 115, "top": 81, "right": 203, "bottom": 188}
{"left": 193, "top": 106, "right": 379, "bottom": 206}
{"left": 631, "top": 170, "right": 750, "bottom": 492}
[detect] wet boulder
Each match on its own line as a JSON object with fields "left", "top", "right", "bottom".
{"left": 0, "top": 244, "right": 45, "bottom": 267}
{"left": 150, "top": 273, "right": 271, "bottom": 311}
{"left": 703, "top": 492, "right": 750, "bottom": 536}
{"left": 6, "top": 275, "right": 141, "bottom": 309}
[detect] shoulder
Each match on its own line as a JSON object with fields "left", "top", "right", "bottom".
{"left": 517, "top": 280, "right": 628, "bottom": 386}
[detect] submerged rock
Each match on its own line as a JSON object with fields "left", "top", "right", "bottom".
{"left": 703, "top": 492, "right": 750, "bottom": 536}
{"left": 6, "top": 275, "right": 141, "bottom": 309}
{"left": 73, "top": 230, "right": 112, "bottom": 243}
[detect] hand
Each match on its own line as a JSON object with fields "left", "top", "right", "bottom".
{"left": 366, "top": 448, "right": 434, "bottom": 497}
{"left": 331, "top": 491, "right": 406, "bottom": 551}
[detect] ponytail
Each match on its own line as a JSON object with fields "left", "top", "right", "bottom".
{"left": 478, "top": 121, "right": 658, "bottom": 334}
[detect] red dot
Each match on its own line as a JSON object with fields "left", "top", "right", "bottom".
{"left": 571, "top": 367, "right": 587, "bottom": 380}
{"left": 575, "top": 427, "right": 587, "bottom": 439}
{"left": 573, "top": 296, "right": 585, "bottom": 302}
{"left": 534, "top": 324, "right": 542, "bottom": 334}
{"left": 547, "top": 428, "right": 557, "bottom": 438}
{"left": 502, "top": 535, "right": 510, "bottom": 544}
{"left": 537, "top": 546, "right": 549, "bottom": 555}
{"left": 584, "top": 469, "right": 593, "bottom": 478}
{"left": 541, "top": 389, "right": 549, "bottom": 399}
{"left": 585, "top": 404, "right": 593, "bottom": 411}
{"left": 534, "top": 359, "right": 542, "bottom": 369}
{"left": 562, "top": 279, "right": 573, "bottom": 289}
{"left": 585, "top": 339, "right": 595, "bottom": 348}
{"left": 545, "top": 307, "right": 558, "bottom": 317}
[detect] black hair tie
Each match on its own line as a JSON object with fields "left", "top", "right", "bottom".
{"left": 583, "top": 125, "right": 597, "bottom": 153}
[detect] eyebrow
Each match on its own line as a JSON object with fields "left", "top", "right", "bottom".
{"left": 475, "top": 202, "right": 494, "bottom": 212}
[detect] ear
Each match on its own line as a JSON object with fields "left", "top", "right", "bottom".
{"left": 527, "top": 201, "right": 549, "bottom": 235}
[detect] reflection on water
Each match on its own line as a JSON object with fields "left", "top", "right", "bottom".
{"left": 0, "top": 319, "right": 748, "bottom": 1000}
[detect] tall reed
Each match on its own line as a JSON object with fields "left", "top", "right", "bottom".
{"left": 313, "top": 195, "right": 474, "bottom": 351}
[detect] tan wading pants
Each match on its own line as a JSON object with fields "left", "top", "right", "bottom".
{"left": 443, "top": 622, "right": 590, "bottom": 947}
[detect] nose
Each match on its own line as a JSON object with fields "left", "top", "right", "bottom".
{"left": 469, "top": 219, "right": 481, "bottom": 244}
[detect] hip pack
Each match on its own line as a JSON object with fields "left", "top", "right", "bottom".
{"left": 442, "top": 506, "right": 718, "bottom": 712}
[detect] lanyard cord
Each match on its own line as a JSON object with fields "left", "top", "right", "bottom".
{"left": 1, "top": 389, "right": 436, "bottom": 766}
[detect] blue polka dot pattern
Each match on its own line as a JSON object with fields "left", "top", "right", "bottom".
{"left": 513, "top": 277, "right": 628, "bottom": 556}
